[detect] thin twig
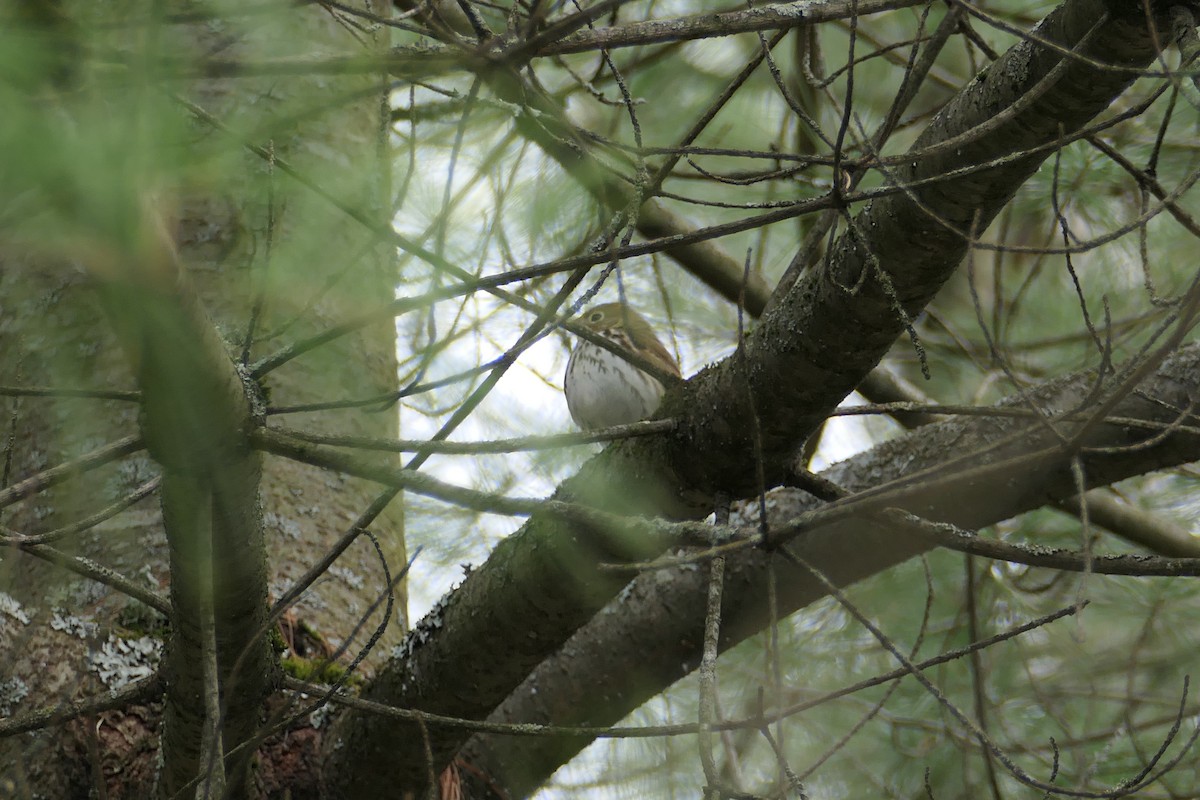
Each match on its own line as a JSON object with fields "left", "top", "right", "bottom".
{"left": 0, "top": 436, "right": 144, "bottom": 510}
{"left": 0, "top": 674, "right": 162, "bottom": 737}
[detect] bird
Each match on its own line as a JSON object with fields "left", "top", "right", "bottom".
{"left": 563, "top": 302, "right": 681, "bottom": 430}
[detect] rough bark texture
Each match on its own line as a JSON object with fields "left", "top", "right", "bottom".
{"left": 669, "top": 0, "right": 1161, "bottom": 501}
{"left": 464, "top": 341, "right": 1200, "bottom": 796}
{"left": 0, "top": 269, "right": 152, "bottom": 800}
{"left": 323, "top": 0, "right": 1169, "bottom": 794}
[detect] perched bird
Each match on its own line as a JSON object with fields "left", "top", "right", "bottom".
{"left": 563, "top": 303, "right": 681, "bottom": 430}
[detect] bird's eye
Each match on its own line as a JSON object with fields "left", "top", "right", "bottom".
{"left": 588, "top": 311, "right": 603, "bottom": 323}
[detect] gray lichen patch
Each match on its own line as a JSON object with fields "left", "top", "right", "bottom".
{"left": 0, "top": 592, "right": 31, "bottom": 626}
{"left": 0, "top": 676, "right": 29, "bottom": 716}
{"left": 87, "top": 634, "right": 162, "bottom": 689}
{"left": 50, "top": 609, "right": 98, "bottom": 639}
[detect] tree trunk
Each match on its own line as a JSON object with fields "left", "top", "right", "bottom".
{"left": 0, "top": 3, "right": 400, "bottom": 796}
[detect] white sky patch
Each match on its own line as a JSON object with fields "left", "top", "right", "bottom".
{"left": 808, "top": 391, "right": 897, "bottom": 471}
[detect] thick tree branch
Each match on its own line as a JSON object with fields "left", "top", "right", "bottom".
{"left": 323, "top": 1, "right": 1169, "bottom": 793}
{"left": 671, "top": 0, "right": 1164, "bottom": 500}
{"left": 465, "top": 341, "right": 1200, "bottom": 797}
